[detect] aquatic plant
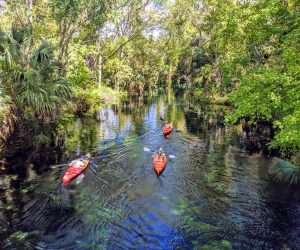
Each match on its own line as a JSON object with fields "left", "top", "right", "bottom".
{"left": 4, "top": 230, "right": 40, "bottom": 249}
{"left": 194, "top": 240, "right": 232, "bottom": 250}
{"left": 185, "top": 217, "right": 221, "bottom": 234}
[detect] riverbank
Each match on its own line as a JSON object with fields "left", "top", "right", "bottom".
{"left": 0, "top": 86, "right": 124, "bottom": 168}
{"left": 1, "top": 95, "right": 299, "bottom": 249}
{"left": 73, "top": 86, "right": 126, "bottom": 115}
{"left": 194, "top": 91, "right": 298, "bottom": 161}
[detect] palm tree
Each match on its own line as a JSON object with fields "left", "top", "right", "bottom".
{"left": 0, "top": 26, "right": 72, "bottom": 150}
{"left": 269, "top": 158, "right": 300, "bottom": 185}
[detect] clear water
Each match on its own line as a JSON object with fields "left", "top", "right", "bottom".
{"left": 0, "top": 95, "right": 299, "bottom": 249}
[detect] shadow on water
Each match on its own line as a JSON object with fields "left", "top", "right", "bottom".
{"left": 0, "top": 92, "right": 300, "bottom": 249}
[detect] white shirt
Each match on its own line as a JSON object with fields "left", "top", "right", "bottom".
{"left": 70, "top": 160, "right": 85, "bottom": 168}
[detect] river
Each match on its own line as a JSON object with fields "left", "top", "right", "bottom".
{"left": 0, "top": 94, "right": 299, "bottom": 249}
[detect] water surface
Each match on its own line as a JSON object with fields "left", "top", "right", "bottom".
{"left": 0, "top": 95, "right": 299, "bottom": 249}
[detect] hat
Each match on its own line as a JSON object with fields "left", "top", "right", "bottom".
{"left": 158, "top": 147, "right": 164, "bottom": 153}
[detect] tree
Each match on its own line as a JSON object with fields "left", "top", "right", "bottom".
{"left": 49, "top": 0, "right": 109, "bottom": 76}
{"left": 0, "top": 27, "right": 72, "bottom": 150}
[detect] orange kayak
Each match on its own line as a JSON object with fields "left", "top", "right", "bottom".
{"left": 153, "top": 154, "right": 167, "bottom": 176}
{"left": 62, "top": 159, "right": 90, "bottom": 185}
{"left": 163, "top": 124, "right": 173, "bottom": 137}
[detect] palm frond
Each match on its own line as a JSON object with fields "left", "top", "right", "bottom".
{"left": 11, "top": 68, "right": 42, "bottom": 94}
{"left": 0, "top": 28, "right": 71, "bottom": 146}
{"left": 0, "top": 31, "right": 20, "bottom": 69}
{"left": 18, "top": 89, "right": 43, "bottom": 109}
{"left": 269, "top": 158, "right": 300, "bottom": 185}
{"left": 11, "top": 25, "right": 28, "bottom": 44}
{"left": 47, "top": 79, "right": 73, "bottom": 99}
{"left": 34, "top": 133, "right": 51, "bottom": 145}
{"left": 31, "top": 40, "right": 54, "bottom": 67}
{"left": 0, "top": 88, "right": 17, "bottom": 141}
{"left": 12, "top": 69, "right": 26, "bottom": 89}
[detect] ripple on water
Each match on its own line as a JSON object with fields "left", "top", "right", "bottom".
{"left": 1, "top": 101, "right": 300, "bottom": 250}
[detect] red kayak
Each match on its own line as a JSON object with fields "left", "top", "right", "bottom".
{"left": 163, "top": 124, "right": 173, "bottom": 137}
{"left": 62, "top": 159, "right": 90, "bottom": 185}
{"left": 153, "top": 154, "right": 167, "bottom": 176}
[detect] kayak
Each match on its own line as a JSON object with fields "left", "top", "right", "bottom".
{"left": 62, "top": 159, "right": 90, "bottom": 185}
{"left": 163, "top": 124, "right": 173, "bottom": 137}
{"left": 153, "top": 154, "right": 167, "bottom": 176}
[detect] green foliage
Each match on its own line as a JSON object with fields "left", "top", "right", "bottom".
{"left": 269, "top": 158, "right": 300, "bottom": 185}
{"left": 191, "top": 87, "right": 211, "bottom": 103}
{"left": 223, "top": 0, "right": 300, "bottom": 155}
{"left": 68, "top": 44, "right": 95, "bottom": 87}
{"left": 0, "top": 26, "right": 72, "bottom": 150}
{"left": 1, "top": 0, "right": 300, "bottom": 158}
{"left": 196, "top": 240, "right": 232, "bottom": 250}
{"left": 271, "top": 108, "right": 300, "bottom": 154}
{"left": 104, "top": 57, "right": 133, "bottom": 89}
{"left": 186, "top": 217, "right": 220, "bottom": 233}
{"left": 0, "top": 88, "right": 13, "bottom": 121}
{"left": 10, "top": 231, "right": 29, "bottom": 241}
{"left": 226, "top": 67, "right": 286, "bottom": 123}
{"left": 174, "top": 0, "right": 300, "bottom": 156}
{"left": 7, "top": 230, "right": 40, "bottom": 249}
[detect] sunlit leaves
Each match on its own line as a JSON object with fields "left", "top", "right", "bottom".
{"left": 210, "top": 0, "right": 300, "bottom": 157}
{"left": 272, "top": 108, "right": 300, "bottom": 154}
{"left": 31, "top": 40, "right": 55, "bottom": 67}
{"left": 0, "top": 26, "right": 73, "bottom": 149}
{"left": 227, "top": 67, "right": 286, "bottom": 123}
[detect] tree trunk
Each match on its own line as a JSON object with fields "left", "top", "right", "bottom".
{"left": 58, "top": 22, "right": 73, "bottom": 77}
{"left": 58, "top": 21, "right": 67, "bottom": 65}
{"left": 167, "top": 62, "right": 173, "bottom": 105}
{"left": 167, "top": 84, "right": 171, "bottom": 105}
{"left": 27, "top": 0, "right": 33, "bottom": 25}
{"left": 62, "top": 44, "right": 69, "bottom": 77}
{"left": 115, "top": 77, "right": 119, "bottom": 92}
{"left": 97, "top": 30, "right": 102, "bottom": 94}
{"left": 215, "top": 66, "right": 222, "bottom": 89}
{"left": 167, "top": 61, "right": 173, "bottom": 87}
{"left": 98, "top": 53, "right": 102, "bottom": 90}
{"left": 25, "top": 0, "right": 33, "bottom": 66}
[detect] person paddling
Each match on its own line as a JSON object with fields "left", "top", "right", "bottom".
{"left": 70, "top": 153, "right": 91, "bottom": 168}
{"left": 163, "top": 122, "right": 173, "bottom": 137}
{"left": 70, "top": 159, "right": 85, "bottom": 168}
{"left": 165, "top": 122, "right": 172, "bottom": 129}
{"left": 152, "top": 147, "right": 166, "bottom": 162}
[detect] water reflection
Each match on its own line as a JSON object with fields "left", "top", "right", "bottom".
{"left": 0, "top": 95, "right": 299, "bottom": 249}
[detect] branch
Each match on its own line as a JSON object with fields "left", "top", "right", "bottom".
{"left": 103, "top": 17, "right": 156, "bottom": 63}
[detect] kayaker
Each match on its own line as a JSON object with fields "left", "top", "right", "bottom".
{"left": 152, "top": 147, "right": 166, "bottom": 162}
{"left": 165, "top": 122, "right": 172, "bottom": 129}
{"left": 70, "top": 159, "right": 85, "bottom": 168}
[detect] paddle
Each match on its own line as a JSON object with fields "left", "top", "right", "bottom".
{"left": 143, "top": 147, "right": 176, "bottom": 159}
{"left": 174, "top": 129, "right": 182, "bottom": 133}
{"left": 49, "top": 153, "right": 108, "bottom": 169}
{"left": 50, "top": 163, "right": 69, "bottom": 169}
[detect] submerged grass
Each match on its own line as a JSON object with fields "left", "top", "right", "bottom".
{"left": 194, "top": 240, "right": 232, "bottom": 250}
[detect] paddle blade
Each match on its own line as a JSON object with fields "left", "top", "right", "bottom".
{"left": 98, "top": 155, "right": 108, "bottom": 159}
{"left": 50, "top": 163, "right": 69, "bottom": 169}
{"left": 168, "top": 155, "right": 176, "bottom": 159}
{"left": 144, "top": 147, "right": 151, "bottom": 152}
